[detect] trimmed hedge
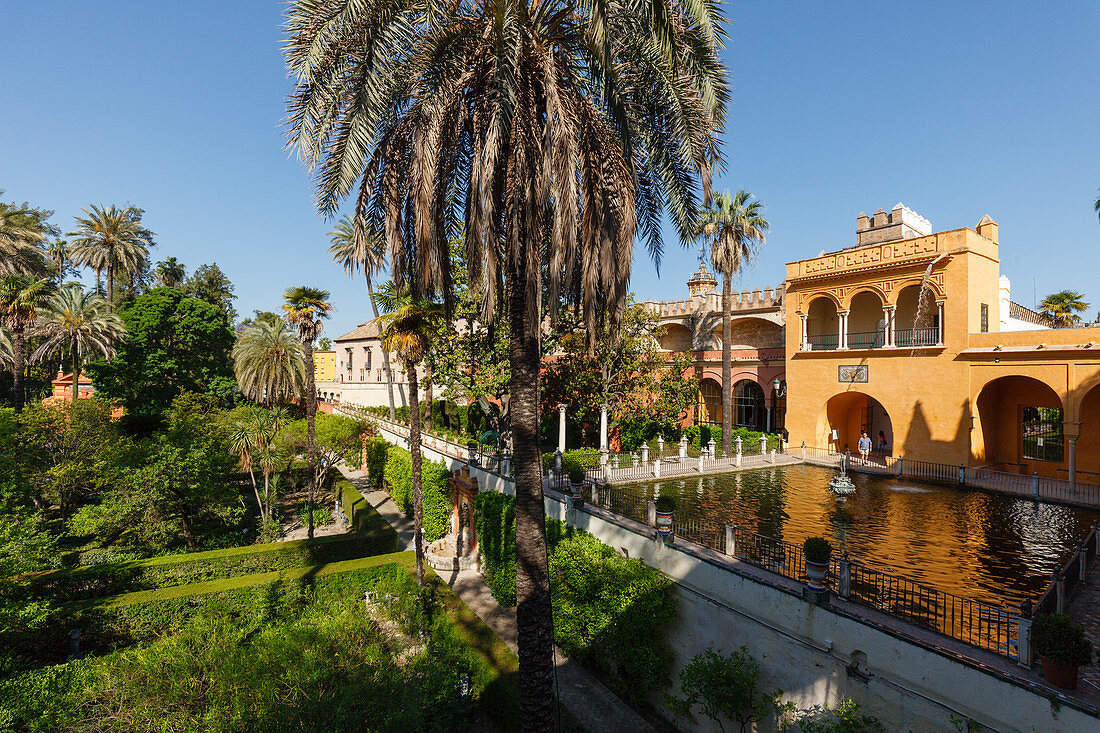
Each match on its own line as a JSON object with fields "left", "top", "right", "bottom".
{"left": 381, "top": 444, "right": 450, "bottom": 543}
{"left": 362, "top": 437, "right": 388, "bottom": 490}
{"left": 540, "top": 448, "right": 601, "bottom": 474}
{"left": 683, "top": 425, "right": 781, "bottom": 452}
{"left": 473, "top": 492, "right": 676, "bottom": 703}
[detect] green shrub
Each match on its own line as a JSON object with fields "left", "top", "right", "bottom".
{"left": 666, "top": 646, "right": 786, "bottom": 732}
{"left": 363, "top": 437, "right": 388, "bottom": 489}
{"left": 1032, "top": 613, "right": 1093, "bottom": 667}
{"left": 618, "top": 421, "right": 657, "bottom": 452}
{"left": 803, "top": 537, "right": 833, "bottom": 563}
{"left": 295, "top": 502, "right": 334, "bottom": 527}
{"left": 474, "top": 493, "right": 676, "bottom": 703}
{"left": 382, "top": 444, "right": 450, "bottom": 543}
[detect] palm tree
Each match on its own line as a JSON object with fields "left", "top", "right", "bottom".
{"left": 229, "top": 404, "right": 292, "bottom": 529}
{"left": 1040, "top": 290, "right": 1090, "bottom": 328}
{"left": 44, "top": 239, "right": 71, "bottom": 281}
{"left": 155, "top": 256, "right": 186, "bottom": 287}
{"left": 283, "top": 285, "right": 333, "bottom": 539}
{"left": 30, "top": 285, "right": 126, "bottom": 403}
{"left": 232, "top": 320, "right": 306, "bottom": 405}
{"left": 67, "top": 204, "right": 154, "bottom": 308}
{"left": 0, "top": 329, "right": 13, "bottom": 370}
{"left": 0, "top": 191, "right": 48, "bottom": 276}
{"left": 328, "top": 215, "right": 397, "bottom": 420}
{"left": 0, "top": 275, "right": 53, "bottom": 410}
{"left": 285, "top": 1, "right": 726, "bottom": 723}
{"left": 376, "top": 300, "right": 440, "bottom": 587}
{"left": 698, "top": 190, "right": 769, "bottom": 454}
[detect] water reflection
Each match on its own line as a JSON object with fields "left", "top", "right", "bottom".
{"left": 627, "top": 465, "right": 1100, "bottom": 609}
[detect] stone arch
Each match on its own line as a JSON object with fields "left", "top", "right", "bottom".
{"left": 697, "top": 378, "right": 722, "bottom": 426}
{"left": 806, "top": 295, "right": 840, "bottom": 350}
{"left": 1076, "top": 383, "right": 1100, "bottom": 482}
{"left": 847, "top": 290, "right": 886, "bottom": 349}
{"left": 974, "top": 376, "right": 1065, "bottom": 470}
{"left": 732, "top": 379, "right": 767, "bottom": 431}
{"left": 816, "top": 391, "right": 894, "bottom": 455}
{"left": 889, "top": 278, "right": 944, "bottom": 306}
{"left": 658, "top": 322, "right": 694, "bottom": 351}
{"left": 843, "top": 284, "right": 889, "bottom": 310}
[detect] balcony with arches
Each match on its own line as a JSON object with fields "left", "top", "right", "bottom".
{"left": 798, "top": 285, "right": 943, "bottom": 352}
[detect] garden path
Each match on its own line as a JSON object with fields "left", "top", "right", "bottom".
{"left": 1067, "top": 567, "right": 1100, "bottom": 702}
{"left": 338, "top": 464, "right": 660, "bottom": 733}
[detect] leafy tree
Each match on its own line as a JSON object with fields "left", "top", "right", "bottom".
{"left": 377, "top": 300, "right": 440, "bottom": 587}
{"left": 329, "top": 215, "right": 397, "bottom": 419}
{"left": 86, "top": 288, "right": 235, "bottom": 418}
{"left": 155, "top": 256, "right": 186, "bottom": 287}
{"left": 282, "top": 285, "right": 332, "bottom": 539}
{"left": 782, "top": 699, "right": 887, "bottom": 733}
{"left": 317, "top": 337, "right": 332, "bottom": 351}
{"left": 542, "top": 302, "right": 697, "bottom": 447}
{"left": 1039, "top": 290, "right": 1090, "bottom": 328}
{"left": 0, "top": 191, "right": 53, "bottom": 276}
{"left": 73, "top": 393, "right": 239, "bottom": 550}
{"left": 667, "top": 646, "right": 786, "bottom": 733}
{"left": 698, "top": 190, "right": 769, "bottom": 456}
{"left": 67, "top": 204, "right": 154, "bottom": 308}
{"left": 0, "top": 275, "right": 53, "bottom": 410}
{"left": 30, "top": 285, "right": 126, "bottom": 403}
{"left": 232, "top": 320, "right": 305, "bottom": 406}
{"left": 281, "top": 412, "right": 365, "bottom": 479}
{"left": 284, "top": 0, "right": 728, "bottom": 722}
{"left": 183, "top": 262, "right": 237, "bottom": 322}
{"left": 237, "top": 309, "right": 283, "bottom": 331}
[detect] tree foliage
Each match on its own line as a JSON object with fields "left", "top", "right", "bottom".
{"left": 1039, "top": 290, "right": 1090, "bottom": 327}
{"left": 182, "top": 263, "right": 237, "bottom": 323}
{"left": 667, "top": 646, "right": 786, "bottom": 733}
{"left": 232, "top": 320, "right": 305, "bottom": 406}
{"left": 86, "top": 287, "right": 235, "bottom": 417}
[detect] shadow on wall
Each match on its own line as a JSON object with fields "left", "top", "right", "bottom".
{"left": 898, "top": 399, "right": 973, "bottom": 467}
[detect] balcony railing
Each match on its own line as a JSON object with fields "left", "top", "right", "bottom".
{"left": 847, "top": 330, "right": 886, "bottom": 349}
{"left": 806, "top": 334, "right": 838, "bottom": 351}
{"left": 895, "top": 327, "right": 940, "bottom": 347}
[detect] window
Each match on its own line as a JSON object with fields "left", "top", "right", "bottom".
{"left": 363, "top": 346, "right": 372, "bottom": 371}
{"left": 733, "top": 380, "right": 766, "bottom": 430}
{"left": 980, "top": 304, "right": 989, "bottom": 333}
{"left": 1022, "top": 406, "right": 1064, "bottom": 462}
{"left": 697, "top": 380, "right": 722, "bottom": 426}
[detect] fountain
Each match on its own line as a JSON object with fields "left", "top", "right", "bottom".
{"left": 829, "top": 452, "right": 856, "bottom": 496}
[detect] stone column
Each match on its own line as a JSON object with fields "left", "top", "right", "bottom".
{"left": 883, "top": 305, "right": 896, "bottom": 347}
{"left": 1068, "top": 436, "right": 1078, "bottom": 488}
{"left": 557, "top": 404, "right": 567, "bottom": 454}
{"left": 599, "top": 403, "right": 609, "bottom": 452}
{"left": 837, "top": 309, "right": 850, "bottom": 350}
{"left": 799, "top": 313, "right": 809, "bottom": 351}
{"left": 679, "top": 436, "right": 688, "bottom": 459}
{"left": 936, "top": 300, "right": 945, "bottom": 346}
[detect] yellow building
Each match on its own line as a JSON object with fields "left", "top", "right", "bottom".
{"left": 784, "top": 204, "right": 1100, "bottom": 483}
{"left": 313, "top": 350, "right": 337, "bottom": 383}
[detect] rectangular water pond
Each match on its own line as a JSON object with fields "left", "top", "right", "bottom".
{"left": 622, "top": 464, "right": 1100, "bottom": 610}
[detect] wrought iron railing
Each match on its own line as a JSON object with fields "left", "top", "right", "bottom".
{"left": 894, "top": 327, "right": 940, "bottom": 347}
{"left": 807, "top": 334, "right": 839, "bottom": 350}
{"left": 847, "top": 330, "right": 886, "bottom": 349}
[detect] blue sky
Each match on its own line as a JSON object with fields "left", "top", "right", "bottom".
{"left": 2, "top": 1, "right": 1098, "bottom": 336}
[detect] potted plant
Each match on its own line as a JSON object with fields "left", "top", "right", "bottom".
{"left": 1032, "top": 613, "right": 1093, "bottom": 690}
{"left": 803, "top": 537, "right": 833, "bottom": 591}
{"left": 655, "top": 495, "right": 676, "bottom": 543}
{"left": 467, "top": 441, "right": 480, "bottom": 466}
{"left": 568, "top": 466, "right": 587, "bottom": 506}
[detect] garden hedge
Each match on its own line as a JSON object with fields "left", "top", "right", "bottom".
{"left": 473, "top": 492, "right": 676, "bottom": 703}
{"left": 381, "top": 444, "right": 450, "bottom": 543}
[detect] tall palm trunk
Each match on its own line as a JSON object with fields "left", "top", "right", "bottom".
{"left": 11, "top": 329, "right": 25, "bottom": 412}
{"left": 721, "top": 272, "right": 732, "bottom": 455}
{"left": 406, "top": 358, "right": 426, "bottom": 587}
{"left": 106, "top": 259, "right": 115, "bottom": 309}
{"left": 424, "top": 362, "right": 433, "bottom": 432}
{"left": 304, "top": 338, "right": 317, "bottom": 539}
{"left": 366, "top": 280, "right": 397, "bottom": 420}
{"left": 508, "top": 265, "right": 555, "bottom": 729}
{"left": 71, "top": 346, "right": 81, "bottom": 404}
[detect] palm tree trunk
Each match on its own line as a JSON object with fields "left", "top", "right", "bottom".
{"left": 304, "top": 337, "right": 317, "bottom": 539}
{"left": 366, "top": 280, "right": 397, "bottom": 420}
{"left": 106, "top": 260, "right": 115, "bottom": 309}
{"left": 71, "top": 347, "right": 80, "bottom": 404}
{"left": 424, "top": 362, "right": 433, "bottom": 431}
{"left": 250, "top": 468, "right": 264, "bottom": 525}
{"left": 406, "top": 358, "right": 426, "bottom": 587}
{"left": 508, "top": 264, "right": 555, "bottom": 730}
{"left": 11, "top": 329, "right": 25, "bottom": 412}
{"left": 721, "top": 273, "right": 732, "bottom": 455}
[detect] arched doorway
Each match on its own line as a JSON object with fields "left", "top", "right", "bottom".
{"left": 975, "top": 376, "right": 1064, "bottom": 471}
{"left": 1078, "top": 384, "right": 1100, "bottom": 482}
{"left": 698, "top": 379, "right": 722, "bottom": 426}
{"left": 822, "top": 392, "right": 894, "bottom": 456}
{"left": 733, "top": 379, "right": 766, "bottom": 431}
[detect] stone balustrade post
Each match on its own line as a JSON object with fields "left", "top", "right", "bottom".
{"left": 679, "top": 436, "right": 688, "bottom": 460}
{"left": 770, "top": 448, "right": 776, "bottom": 464}
{"left": 641, "top": 444, "right": 649, "bottom": 465}
{"left": 760, "top": 435, "right": 767, "bottom": 455}
{"left": 632, "top": 452, "right": 640, "bottom": 468}
{"left": 801, "top": 441, "right": 806, "bottom": 461}
{"left": 647, "top": 500, "right": 657, "bottom": 527}
{"left": 838, "top": 557, "right": 851, "bottom": 599}
{"left": 725, "top": 525, "right": 736, "bottom": 557}
{"left": 1080, "top": 546, "right": 1089, "bottom": 582}
{"left": 734, "top": 436, "right": 742, "bottom": 467}
{"left": 654, "top": 458, "right": 662, "bottom": 478}
{"left": 707, "top": 438, "right": 716, "bottom": 460}
{"left": 591, "top": 482, "right": 599, "bottom": 505}
{"left": 1055, "top": 573, "right": 1066, "bottom": 614}
{"left": 554, "top": 450, "right": 562, "bottom": 478}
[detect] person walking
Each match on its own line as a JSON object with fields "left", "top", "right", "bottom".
{"left": 858, "top": 431, "right": 872, "bottom": 463}
{"left": 877, "top": 430, "right": 888, "bottom": 456}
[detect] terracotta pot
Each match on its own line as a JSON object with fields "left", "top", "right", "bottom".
{"left": 805, "top": 559, "right": 830, "bottom": 591}
{"left": 1040, "top": 655, "right": 1079, "bottom": 690}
